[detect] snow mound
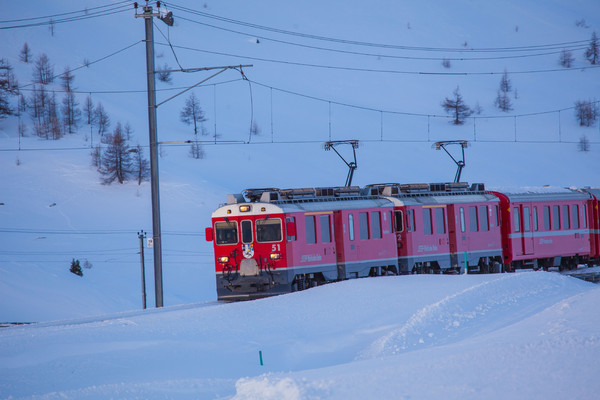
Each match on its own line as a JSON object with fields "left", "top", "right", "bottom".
{"left": 361, "top": 271, "right": 591, "bottom": 359}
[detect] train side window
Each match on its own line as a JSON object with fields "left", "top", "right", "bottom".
{"left": 460, "top": 207, "right": 466, "bottom": 233}
{"left": 523, "top": 207, "right": 530, "bottom": 232}
{"left": 406, "top": 209, "right": 415, "bottom": 232}
{"left": 359, "top": 212, "right": 369, "bottom": 240}
{"left": 435, "top": 208, "right": 446, "bottom": 234}
{"left": 384, "top": 211, "right": 392, "bottom": 234}
{"left": 562, "top": 205, "right": 570, "bottom": 229}
{"left": 469, "top": 206, "right": 478, "bottom": 232}
{"left": 544, "top": 206, "right": 551, "bottom": 230}
{"left": 514, "top": 207, "right": 521, "bottom": 233}
{"left": 495, "top": 206, "right": 500, "bottom": 226}
{"left": 286, "top": 217, "right": 297, "bottom": 241}
{"left": 320, "top": 214, "right": 331, "bottom": 243}
{"left": 371, "top": 212, "right": 382, "bottom": 239}
{"left": 533, "top": 206, "right": 539, "bottom": 231}
{"left": 305, "top": 215, "right": 316, "bottom": 244}
{"left": 241, "top": 220, "right": 253, "bottom": 243}
{"left": 572, "top": 205, "right": 580, "bottom": 229}
{"left": 348, "top": 213, "right": 355, "bottom": 241}
{"left": 553, "top": 205, "right": 561, "bottom": 230}
{"left": 423, "top": 208, "right": 433, "bottom": 235}
{"left": 583, "top": 204, "right": 587, "bottom": 228}
{"left": 479, "top": 206, "right": 489, "bottom": 231}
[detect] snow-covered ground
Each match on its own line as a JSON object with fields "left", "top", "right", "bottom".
{"left": 1, "top": 272, "right": 599, "bottom": 399}
{"left": 1, "top": 0, "right": 600, "bottom": 398}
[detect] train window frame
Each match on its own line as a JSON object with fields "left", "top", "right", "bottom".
{"left": 395, "top": 210, "right": 404, "bottom": 233}
{"left": 256, "top": 218, "right": 282, "bottom": 243}
{"left": 406, "top": 209, "right": 415, "bottom": 232}
{"left": 460, "top": 207, "right": 466, "bottom": 233}
{"left": 305, "top": 215, "right": 316, "bottom": 244}
{"left": 241, "top": 220, "right": 253, "bottom": 244}
{"left": 523, "top": 206, "right": 530, "bottom": 232}
{"left": 348, "top": 213, "right": 355, "bottom": 241}
{"left": 435, "top": 208, "right": 446, "bottom": 234}
{"left": 479, "top": 206, "right": 489, "bottom": 232}
{"left": 423, "top": 208, "right": 433, "bottom": 235}
{"left": 286, "top": 217, "right": 297, "bottom": 241}
{"left": 572, "top": 205, "right": 580, "bottom": 229}
{"left": 371, "top": 211, "right": 382, "bottom": 239}
{"left": 543, "top": 206, "right": 551, "bottom": 231}
{"left": 320, "top": 214, "right": 332, "bottom": 243}
{"left": 514, "top": 207, "right": 521, "bottom": 233}
{"left": 583, "top": 204, "right": 588, "bottom": 228}
{"left": 359, "top": 212, "right": 370, "bottom": 240}
{"left": 562, "top": 205, "right": 570, "bottom": 229}
{"left": 469, "top": 206, "right": 479, "bottom": 232}
{"left": 215, "top": 221, "right": 239, "bottom": 246}
{"left": 553, "top": 205, "right": 561, "bottom": 230}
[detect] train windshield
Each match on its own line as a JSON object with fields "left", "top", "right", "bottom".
{"left": 215, "top": 221, "right": 238, "bottom": 245}
{"left": 256, "top": 218, "right": 282, "bottom": 242}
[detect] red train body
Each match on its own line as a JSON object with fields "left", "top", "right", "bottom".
{"left": 207, "top": 183, "right": 600, "bottom": 300}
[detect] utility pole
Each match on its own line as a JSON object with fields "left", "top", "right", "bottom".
{"left": 134, "top": 3, "right": 251, "bottom": 308}
{"left": 138, "top": 230, "right": 147, "bottom": 310}
{"left": 135, "top": 3, "right": 165, "bottom": 307}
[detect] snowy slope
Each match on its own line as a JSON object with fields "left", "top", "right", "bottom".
{"left": 0, "top": 272, "right": 598, "bottom": 399}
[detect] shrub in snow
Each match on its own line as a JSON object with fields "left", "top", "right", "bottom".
{"left": 70, "top": 259, "right": 83, "bottom": 277}
{"left": 574, "top": 99, "right": 599, "bottom": 127}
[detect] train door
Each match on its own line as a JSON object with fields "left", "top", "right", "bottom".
{"left": 333, "top": 210, "right": 346, "bottom": 280}
{"left": 517, "top": 204, "right": 535, "bottom": 255}
{"left": 446, "top": 204, "right": 459, "bottom": 267}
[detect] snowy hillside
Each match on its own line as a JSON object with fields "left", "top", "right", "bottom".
{"left": 1, "top": 272, "right": 599, "bottom": 399}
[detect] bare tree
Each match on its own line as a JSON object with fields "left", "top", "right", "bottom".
{"left": 91, "top": 145, "right": 102, "bottom": 169}
{"left": 578, "top": 136, "right": 590, "bottom": 152}
{"left": 0, "top": 58, "right": 18, "bottom": 119}
{"left": 441, "top": 86, "right": 472, "bottom": 125}
{"left": 60, "top": 67, "right": 80, "bottom": 134}
{"left": 495, "top": 70, "right": 513, "bottom": 112}
{"left": 585, "top": 31, "right": 599, "bottom": 65}
{"left": 94, "top": 102, "right": 110, "bottom": 136}
{"left": 19, "top": 43, "right": 32, "bottom": 63}
{"left": 47, "top": 92, "right": 62, "bottom": 140}
{"left": 157, "top": 63, "right": 173, "bottom": 84}
{"left": 124, "top": 122, "right": 134, "bottom": 141}
{"left": 189, "top": 140, "right": 205, "bottom": 159}
{"left": 559, "top": 49, "right": 575, "bottom": 68}
{"left": 32, "top": 53, "right": 54, "bottom": 85}
{"left": 83, "top": 95, "right": 96, "bottom": 126}
{"left": 574, "top": 99, "right": 599, "bottom": 127}
{"left": 180, "top": 92, "right": 207, "bottom": 135}
{"left": 132, "top": 144, "right": 150, "bottom": 184}
{"left": 99, "top": 129, "right": 132, "bottom": 184}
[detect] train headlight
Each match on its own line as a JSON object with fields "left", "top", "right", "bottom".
{"left": 218, "top": 256, "right": 229, "bottom": 263}
{"left": 239, "top": 205, "right": 251, "bottom": 212}
{"left": 270, "top": 252, "right": 281, "bottom": 260}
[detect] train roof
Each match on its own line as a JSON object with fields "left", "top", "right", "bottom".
{"left": 490, "top": 187, "right": 592, "bottom": 202}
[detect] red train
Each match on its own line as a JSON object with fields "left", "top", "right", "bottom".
{"left": 205, "top": 183, "right": 600, "bottom": 300}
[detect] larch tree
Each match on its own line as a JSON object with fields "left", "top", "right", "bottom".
{"left": 495, "top": 69, "right": 513, "bottom": 112}
{"left": 99, "top": 128, "right": 132, "bottom": 184}
{"left": 180, "top": 92, "right": 207, "bottom": 136}
{"left": 0, "top": 58, "right": 18, "bottom": 119}
{"left": 94, "top": 101, "right": 110, "bottom": 137}
{"left": 32, "top": 53, "right": 54, "bottom": 85}
{"left": 19, "top": 43, "right": 32, "bottom": 64}
{"left": 441, "top": 86, "right": 472, "bottom": 125}
{"left": 60, "top": 67, "right": 81, "bottom": 134}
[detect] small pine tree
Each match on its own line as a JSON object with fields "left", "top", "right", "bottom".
{"left": 495, "top": 69, "right": 513, "bottom": 112}
{"left": 19, "top": 43, "right": 32, "bottom": 63}
{"left": 0, "top": 58, "right": 18, "bottom": 119}
{"left": 441, "top": 86, "right": 472, "bottom": 125}
{"left": 70, "top": 259, "right": 83, "bottom": 276}
{"left": 585, "top": 31, "right": 599, "bottom": 65}
{"left": 578, "top": 136, "right": 590, "bottom": 152}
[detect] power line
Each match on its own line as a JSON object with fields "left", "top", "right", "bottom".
{"left": 0, "top": 3, "right": 132, "bottom": 30}
{"left": 174, "top": 14, "right": 588, "bottom": 62}
{"left": 167, "top": 2, "right": 590, "bottom": 54}
{"left": 0, "top": 1, "right": 131, "bottom": 24}
{"left": 160, "top": 42, "right": 600, "bottom": 76}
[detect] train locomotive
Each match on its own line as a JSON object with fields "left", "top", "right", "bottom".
{"left": 206, "top": 182, "right": 600, "bottom": 301}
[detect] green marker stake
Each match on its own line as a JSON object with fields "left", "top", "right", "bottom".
{"left": 259, "top": 350, "right": 263, "bottom": 366}
{"left": 464, "top": 251, "right": 468, "bottom": 275}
